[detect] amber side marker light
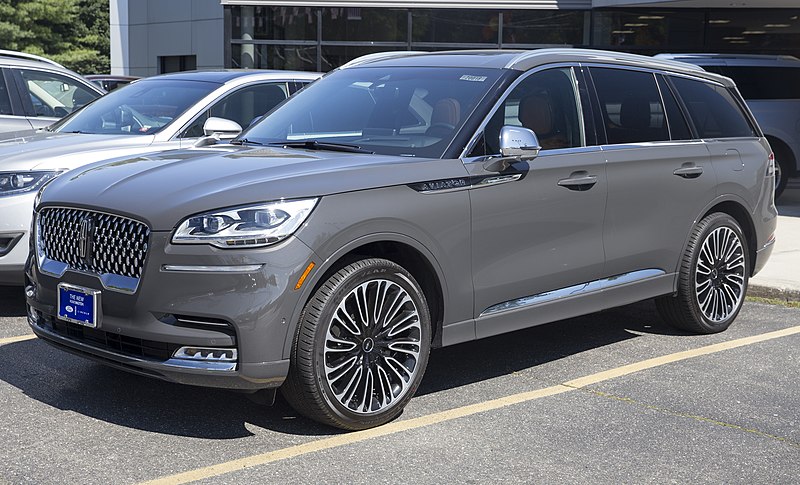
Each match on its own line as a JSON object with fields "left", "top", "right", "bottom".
{"left": 295, "top": 262, "right": 316, "bottom": 290}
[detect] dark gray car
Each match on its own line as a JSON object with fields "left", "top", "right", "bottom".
{"left": 25, "top": 49, "right": 777, "bottom": 430}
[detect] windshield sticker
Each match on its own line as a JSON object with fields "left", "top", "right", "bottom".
{"left": 460, "top": 75, "right": 488, "bottom": 82}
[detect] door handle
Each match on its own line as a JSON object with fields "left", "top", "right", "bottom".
{"left": 673, "top": 165, "right": 704, "bottom": 179}
{"left": 558, "top": 172, "right": 598, "bottom": 191}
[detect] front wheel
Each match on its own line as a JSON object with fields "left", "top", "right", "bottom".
{"left": 656, "top": 213, "right": 749, "bottom": 334}
{"left": 282, "top": 258, "right": 431, "bottom": 430}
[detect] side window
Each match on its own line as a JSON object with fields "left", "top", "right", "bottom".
{"left": 17, "top": 69, "right": 98, "bottom": 118}
{"left": 181, "top": 82, "right": 289, "bottom": 138}
{"left": 591, "top": 67, "right": 668, "bottom": 145}
{"left": 670, "top": 76, "right": 756, "bottom": 139}
{"left": 656, "top": 75, "right": 693, "bottom": 141}
{"left": 469, "top": 67, "right": 584, "bottom": 157}
{"left": 0, "top": 75, "right": 12, "bottom": 115}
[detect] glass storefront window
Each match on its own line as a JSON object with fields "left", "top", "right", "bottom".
{"left": 412, "top": 9, "right": 499, "bottom": 45}
{"left": 706, "top": 9, "right": 800, "bottom": 53}
{"left": 231, "top": 43, "right": 318, "bottom": 71}
{"left": 502, "top": 10, "right": 587, "bottom": 46}
{"left": 592, "top": 10, "right": 704, "bottom": 51}
{"left": 231, "top": 6, "right": 317, "bottom": 41}
{"left": 322, "top": 8, "right": 407, "bottom": 42}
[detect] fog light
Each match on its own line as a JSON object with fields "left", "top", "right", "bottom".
{"left": 173, "top": 346, "right": 237, "bottom": 362}
{"left": 25, "top": 285, "right": 36, "bottom": 299}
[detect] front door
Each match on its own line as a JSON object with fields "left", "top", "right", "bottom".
{"left": 466, "top": 67, "right": 608, "bottom": 338}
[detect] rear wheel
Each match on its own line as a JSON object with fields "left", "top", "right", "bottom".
{"left": 656, "top": 213, "right": 749, "bottom": 334}
{"left": 282, "top": 258, "right": 431, "bottom": 430}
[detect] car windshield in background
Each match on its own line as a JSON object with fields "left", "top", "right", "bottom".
{"left": 56, "top": 79, "right": 219, "bottom": 136}
{"left": 242, "top": 67, "right": 503, "bottom": 158}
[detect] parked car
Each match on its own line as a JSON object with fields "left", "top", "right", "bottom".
{"left": 0, "top": 50, "right": 105, "bottom": 134}
{"left": 656, "top": 53, "right": 800, "bottom": 198}
{"left": 25, "top": 49, "right": 776, "bottom": 430}
{"left": 85, "top": 74, "right": 141, "bottom": 91}
{"left": 0, "top": 69, "right": 321, "bottom": 284}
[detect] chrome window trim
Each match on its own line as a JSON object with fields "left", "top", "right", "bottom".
{"left": 459, "top": 63, "right": 585, "bottom": 161}
{"left": 480, "top": 269, "right": 666, "bottom": 317}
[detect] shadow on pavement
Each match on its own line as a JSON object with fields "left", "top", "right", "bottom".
{"left": 0, "top": 299, "right": 689, "bottom": 439}
{"left": 0, "top": 286, "right": 26, "bottom": 317}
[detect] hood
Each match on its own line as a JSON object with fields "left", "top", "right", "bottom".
{"left": 0, "top": 132, "right": 160, "bottom": 171}
{"left": 39, "top": 144, "right": 470, "bottom": 230}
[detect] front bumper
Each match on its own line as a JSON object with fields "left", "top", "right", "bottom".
{"left": 0, "top": 192, "right": 37, "bottom": 285}
{"left": 26, "top": 230, "right": 317, "bottom": 391}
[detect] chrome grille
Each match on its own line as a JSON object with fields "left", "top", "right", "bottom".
{"left": 38, "top": 207, "right": 150, "bottom": 279}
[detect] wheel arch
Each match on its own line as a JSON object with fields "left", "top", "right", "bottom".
{"left": 283, "top": 233, "right": 448, "bottom": 359}
{"left": 699, "top": 200, "right": 758, "bottom": 277}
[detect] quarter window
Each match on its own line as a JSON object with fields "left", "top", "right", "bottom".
{"left": 470, "top": 67, "right": 584, "bottom": 156}
{"left": 591, "top": 67, "right": 669, "bottom": 145}
{"left": 670, "top": 76, "right": 756, "bottom": 139}
{"left": 181, "top": 82, "right": 289, "bottom": 138}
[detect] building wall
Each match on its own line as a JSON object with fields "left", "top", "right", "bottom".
{"left": 111, "top": 0, "right": 225, "bottom": 77}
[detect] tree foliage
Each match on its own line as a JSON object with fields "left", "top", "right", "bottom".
{"left": 0, "top": 0, "right": 109, "bottom": 74}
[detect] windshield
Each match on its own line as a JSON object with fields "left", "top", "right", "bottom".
{"left": 241, "top": 67, "right": 503, "bottom": 158}
{"left": 56, "top": 79, "right": 219, "bottom": 135}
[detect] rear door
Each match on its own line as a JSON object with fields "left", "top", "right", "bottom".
{"left": 466, "top": 66, "right": 608, "bottom": 338}
{"left": 590, "top": 66, "right": 716, "bottom": 280}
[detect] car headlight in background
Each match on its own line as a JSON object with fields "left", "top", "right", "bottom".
{"left": 0, "top": 171, "right": 63, "bottom": 197}
{"left": 172, "top": 198, "right": 318, "bottom": 248}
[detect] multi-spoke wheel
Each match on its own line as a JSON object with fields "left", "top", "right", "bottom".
{"left": 656, "top": 213, "right": 749, "bottom": 334}
{"left": 282, "top": 258, "right": 431, "bottom": 430}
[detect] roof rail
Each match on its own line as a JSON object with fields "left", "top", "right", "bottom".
{"left": 0, "top": 49, "right": 64, "bottom": 68}
{"left": 340, "top": 51, "right": 428, "bottom": 69}
{"left": 656, "top": 53, "right": 800, "bottom": 62}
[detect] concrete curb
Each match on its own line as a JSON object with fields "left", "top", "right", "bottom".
{"left": 747, "top": 284, "right": 800, "bottom": 303}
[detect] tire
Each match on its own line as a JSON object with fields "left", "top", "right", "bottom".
{"left": 282, "top": 258, "right": 432, "bottom": 430}
{"left": 656, "top": 213, "right": 749, "bottom": 334}
{"left": 774, "top": 151, "right": 790, "bottom": 200}
{"left": 770, "top": 139, "right": 794, "bottom": 200}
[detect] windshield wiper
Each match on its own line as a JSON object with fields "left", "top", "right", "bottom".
{"left": 268, "top": 140, "right": 374, "bottom": 154}
{"left": 230, "top": 138, "right": 263, "bottom": 146}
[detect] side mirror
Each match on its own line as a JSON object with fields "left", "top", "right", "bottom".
{"left": 202, "top": 117, "right": 242, "bottom": 139}
{"left": 483, "top": 126, "right": 541, "bottom": 172}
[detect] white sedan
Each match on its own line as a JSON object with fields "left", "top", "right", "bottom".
{"left": 0, "top": 69, "right": 321, "bottom": 284}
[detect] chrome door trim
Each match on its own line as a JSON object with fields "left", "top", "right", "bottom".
{"left": 480, "top": 269, "right": 666, "bottom": 317}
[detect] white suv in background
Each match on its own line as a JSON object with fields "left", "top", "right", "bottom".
{"left": 657, "top": 54, "right": 800, "bottom": 199}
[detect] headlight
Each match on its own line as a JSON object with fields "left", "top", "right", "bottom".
{"left": 172, "top": 198, "right": 318, "bottom": 248}
{"left": 0, "top": 171, "right": 62, "bottom": 198}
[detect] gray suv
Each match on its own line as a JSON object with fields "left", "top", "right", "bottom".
{"left": 25, "top": 49, "right": 777, "bottom": 430}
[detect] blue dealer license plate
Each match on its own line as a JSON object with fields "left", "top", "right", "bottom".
{"left": 57, "top": 284, "right": 101, "bottom": 328}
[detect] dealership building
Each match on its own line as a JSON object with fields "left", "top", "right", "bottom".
{"left": 111, "top": 0, "right": 800, "bottom": 76}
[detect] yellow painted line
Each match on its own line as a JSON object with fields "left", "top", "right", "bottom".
{"left": 0, "top": 334, "right": 36, "bottom": 345}
{"left": 131, "top": 325, "right": 797, "bottom": 485}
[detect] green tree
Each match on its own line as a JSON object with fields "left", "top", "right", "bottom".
{"left": 0, "top": 0, "right": 109, "bottom": 74}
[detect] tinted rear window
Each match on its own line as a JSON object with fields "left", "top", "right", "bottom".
{"left": 705, "top": 66, "right": 800, "bottom": 100}
{"left": 670, "top": 76, "right": 756, "bottom": 139}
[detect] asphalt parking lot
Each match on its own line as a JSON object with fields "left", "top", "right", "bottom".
{"left": 2, "top": 181, "right": 800, "bottom": 484}
{"left": 1, "top": 285, "right": 798, "bottom": 483}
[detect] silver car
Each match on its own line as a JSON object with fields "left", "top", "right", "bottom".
{"left": 0, "top": 69, "right": 321, "bottom": 284}
{"left": 0, "top": 50, "right": 104, "bottom": 134}
{"left": 26, "top": 49, "right": 777, "bottom": 430}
